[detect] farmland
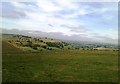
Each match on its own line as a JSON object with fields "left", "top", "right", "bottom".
{"left": 2, "top": 40, "right": 118, "bottom": 82}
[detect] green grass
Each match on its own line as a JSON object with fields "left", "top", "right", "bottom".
{"left": 2, "top": 42, "right": 118, "bottom": 82}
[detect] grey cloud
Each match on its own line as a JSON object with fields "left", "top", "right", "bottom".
{"left": 1, "top": 2, "right": 32, "bottom": 19}
{"left": 48, "top": 24, "right": 54, "bottom": 27}
{"left": 21, "top": 2, "right": 37, "bottom": 7}
{"left": 70, "top": 28, "right": 87, "bottom": 33}
{"left": 93, "top": 34, "right": 118, "bottom": 44}
{"left": 1, "top": 28, "right": 117, "bottom": 44}
{"left": 61, "top": 25, "right": 73, "bottom": 28}
{"left": 2, "top": 10, "right": 26, "bottom": 19}
{"left": 61, "top": 25, "right": 89, "bottom": 33}
{"left": 1, "top": 28, "right": 92, "bottom": 41}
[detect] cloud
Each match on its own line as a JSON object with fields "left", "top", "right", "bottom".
{"left": 93, "top": 34, "right": 118, "bottom": 44}
{"left": 2, "top": 10, "right": 26, "bottom": 19}
{"left": 1, "top": 1, "right": 118, "bottom": 44}
{"left": 36, "top": 0, "right": 62, "bottom": 12}
{"left": 61, "top": 25, "right": 89, "bottom": 33}
{"left": 48, "top": 24, "right": 54, "bottom": 27}
{"left": 1, "top": 2, "right": 32, "bottom": 19}
{"left": 2, "top": 28, "right": 117, "bottom": 44}
{"left": 11, "top": 2, "right": 26, "bottom": 8}
{"left": 13, "top": 11, "right": 85, "bottom": 35}
{"left": 10, "top": 2, "right": 36, "bottom": 9}
{"left": 1, "top": 28, "right": 91, "bottom": 42}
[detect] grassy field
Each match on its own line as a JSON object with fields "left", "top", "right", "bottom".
{"left": 2, "top": 41, "right": 118, "bottom": 82}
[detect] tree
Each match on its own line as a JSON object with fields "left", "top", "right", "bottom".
{"left": 41, "top": 45, "right": 47, "bottom": 49}
{"left": 8, "top": 40, "right": 11, "bottom": 43}
{"left": 68, "top": 48, "right": 70, "bottom": 49}
{"left": 49, "top": 48, "right": 52, "bottom": 50}
{"left": 75, "top": 47, "right": 79, "bottom": 50}
{"left": 40, "top": 40, "right": 43, "bottom": 42}
{"left": 46, "top": 42, "right": 63, "bottom": 48}
{"left": 82, "top": 48, "right": 85, "bottom": 50}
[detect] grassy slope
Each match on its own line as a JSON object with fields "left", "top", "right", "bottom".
{"left": 2, "top": 41, "right": 22, "bottom": 54}
{"left": 2, "top": 42, "right": 118, "bottom": 82}
{"left": 2, "top": 34, "right": 74, "bottom": 51}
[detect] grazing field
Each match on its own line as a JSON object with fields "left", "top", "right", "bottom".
{"left": 2, "top": 41, "right": 118, "bottom": 82}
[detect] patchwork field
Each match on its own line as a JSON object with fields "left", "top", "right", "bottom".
{"left": 2, "top": 41, "right": 118, "bottom": 82}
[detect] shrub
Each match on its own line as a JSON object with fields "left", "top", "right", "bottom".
{"left": 41, "top": 45, "right": 47, "bottom": 49}
{"left": 46, "top": 42, "right": 63, "bottom": 48}
{"left": 68, "top": 48, "right": 70, "bottom": 49}
{"left": 8, "top": 40, "right": 11, "bottom": 43}
{"left": 31, "top": 44, "right": 41, "bottom": 50}
{"left": 40, "top": 40, "right": 43, "bottom": 42}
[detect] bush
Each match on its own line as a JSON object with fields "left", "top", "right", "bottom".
{"left": 8, "top": 40, "right": 11, "bottom": 43}
{"left": 33, "top": 46, "right": 37, "bottom": 50}
{"left": 75, "top": 47, "right": 79, "bottom": 50}
{"left": 68, "top": 48, "right": 70, "bottom": 49}
{"left": 49, "top": 48, "right": 52, "bottom": 50}
{"left": 47, "top": 47, "right": 52, "bottom": 50}
{"left": 40, "top": 40, "right": 43, "bottom": 42}
{"left": 31, "top": 44, "right": 40, "bottom": 50}
{"left": 46, "top": 42, "right": 63, "bottom": 48}
{"left": 41, "top": 45, "right": 47, "bottom": 49}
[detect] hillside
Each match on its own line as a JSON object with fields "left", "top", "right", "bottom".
{"left": 2, "top": 34, "right": 118, "bottom": 51}
{"left": 2, "top": 34, "right": 78, "bottom": 51}
{"left": 2, "top": 41, "right": 22, "bottom": 54}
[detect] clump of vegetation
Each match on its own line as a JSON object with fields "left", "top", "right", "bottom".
{"left": 46, "top": 42, "right": 64, "bottom": 48}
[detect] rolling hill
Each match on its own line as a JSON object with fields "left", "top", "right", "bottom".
{"left": 2, "top": 41, "right": 22, "bottom": 54}
{"left": 2, "top": 34, "right": 77, "bottom": 51}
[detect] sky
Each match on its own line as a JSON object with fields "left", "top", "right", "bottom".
{"left": 0, "top": 0, "right": 118, "bottom": 44}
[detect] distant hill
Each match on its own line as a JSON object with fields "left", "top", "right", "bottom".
{"left": 2, "top": 34, "right": 78, "bottom": 51}
{"left": 63, "top": 40, "right": 118, "bottom": 49}
{"left": 2, "top": 34, "right": 118, "bottom": 51}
